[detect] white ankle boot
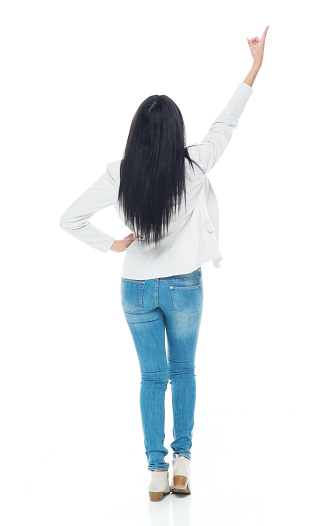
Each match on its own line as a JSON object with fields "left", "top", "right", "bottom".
{"left": 170, "top": 456, "right": 191, "bottom": 494}
{"left": 148, "top": 470, "right": 170, "bottom": 502}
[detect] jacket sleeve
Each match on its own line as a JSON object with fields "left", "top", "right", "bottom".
{"left": 192, "top": 82, "right": 253, "bottom": 175}
{"left": 59, "top": 164, "right": 119, "bottom": 253}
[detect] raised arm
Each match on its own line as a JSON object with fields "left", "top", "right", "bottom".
{"left": 191, "top": 25, "right": 269, "bottom": 175}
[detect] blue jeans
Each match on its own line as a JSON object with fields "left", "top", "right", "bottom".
{"left": 120, "top": 266, "right": 203, "bottom": 471}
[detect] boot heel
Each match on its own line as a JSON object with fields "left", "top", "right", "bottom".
{"left": 148, "top": 470, "right": 170, "bottom": 501}
{"left": 173, "top": 475, "right": 188, "bottom": 489}
{"left": 149, "top": 491, "right": 165, "bottom": 502}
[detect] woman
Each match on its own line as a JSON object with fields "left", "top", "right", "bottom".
{"left": 59, "top": 26, "right": 269, "bottom": 502}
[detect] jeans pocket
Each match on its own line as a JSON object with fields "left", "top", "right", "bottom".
{"left": 169, "top": 283, "right": 202, "bottom": 318}
{"left": 121, "top": 279, "right": 146, "bottom": 313}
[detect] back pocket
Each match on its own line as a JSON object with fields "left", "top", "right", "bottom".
{"left": 170, "top": 283, "right": 202, "bottom": 318}
{"left": 121, "top": 279, "right": 146, "bottom": 313}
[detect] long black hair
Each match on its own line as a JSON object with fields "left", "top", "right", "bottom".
{"left": 118, "top": 94, "right": 205, "bottom": 247}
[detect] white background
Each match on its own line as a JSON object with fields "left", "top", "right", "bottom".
{"left": 1, "top": 1, "right": 328, "bottom": 525}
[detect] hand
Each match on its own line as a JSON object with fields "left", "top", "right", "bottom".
{"left": 246, "top": 25, "right": 270, "bottom": 66}
{"left": 110, "top": 233, "right": 137, "bottom": 252}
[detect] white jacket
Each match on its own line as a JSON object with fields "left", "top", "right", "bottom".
{"left": 59, "top": 82, "right": 253, "bottom": 279}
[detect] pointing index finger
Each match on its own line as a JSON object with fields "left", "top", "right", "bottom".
{"left": 262, "top": 25, "right": 270, "bottom": 40}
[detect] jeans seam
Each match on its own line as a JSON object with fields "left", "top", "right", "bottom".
{"left": 159, "top": 274, "right": 201, "bottom": 281}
